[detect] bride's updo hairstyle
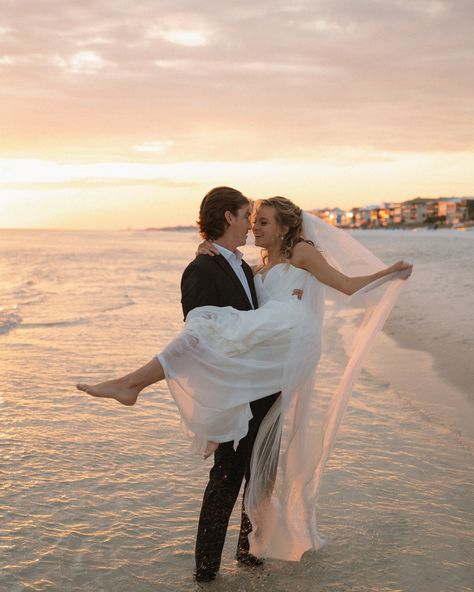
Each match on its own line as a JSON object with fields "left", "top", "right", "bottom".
{"left": 257, "top": 196, "right": 312, "bottom": 260}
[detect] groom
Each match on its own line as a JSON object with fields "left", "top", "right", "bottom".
{"left": 181, "top": 186, "right": 279, "bottom": 582}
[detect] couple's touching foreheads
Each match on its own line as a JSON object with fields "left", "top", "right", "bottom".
{"left": 77, "top": 187, "right": 412, "bottom": 582}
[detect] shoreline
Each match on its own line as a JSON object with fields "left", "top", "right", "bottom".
{"left": 366, "top": 325, "right": 474, "bottom": 444}
{"left": 383, "top": 307, "right": 474, "bottom": 401}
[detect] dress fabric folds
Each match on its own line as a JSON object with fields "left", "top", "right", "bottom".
{"left": 158, "top": 212, "right": 407, "bottom": 561}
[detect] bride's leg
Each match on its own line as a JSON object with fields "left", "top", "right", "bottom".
{"left": 76, "top": 358, "right": 164, "bottom": 406}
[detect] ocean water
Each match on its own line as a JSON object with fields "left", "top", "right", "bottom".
{"left": 1, "top": 228, "right": 473, "bottom": 592}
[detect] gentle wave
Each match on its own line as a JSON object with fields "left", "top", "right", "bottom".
{"left": 21, "top": 317, "right": 91, "bottom": 329}
{"left": 100, "top": 296, "right": 135, "bottom": 314}
{"left": 20, "top": 299, "right": 136, "bottom": 330}
{"left": 0, "top": 307, "right": 22, "bottom": 335}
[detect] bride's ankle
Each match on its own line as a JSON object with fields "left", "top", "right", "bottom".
{"left": 120, "top": 375, "right": 139, "bottom": 388}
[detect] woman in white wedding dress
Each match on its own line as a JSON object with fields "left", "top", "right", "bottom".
{"left": 77, "top": 197, "right": 412, "bottom": 560}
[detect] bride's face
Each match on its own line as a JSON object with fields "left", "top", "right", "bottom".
{"left": 252, "top": 205, "right": 281, "bottom": 248}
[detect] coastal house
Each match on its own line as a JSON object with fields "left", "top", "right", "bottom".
{"left": 464, "top": 198, "right": 474, "bottom": 220}
{"left": 355, "top": 205, "right": 385, "bottom": 227}
{"left": 312, "top": 207, "right": 352, "bottom": 227}
{"left": 436, "top": 197, "right": 474, "bottom": 225}
{"left": 400, "top": 198, "right": 437, "bottom": 224}
{"left": 379, "top": 203, "right": 402, "bottom": 226}
{"left": 313, "top": 197, "right": 474, "bottom": 228}
{"left": 348, "top": 203, "right": 402, "bottom": 227}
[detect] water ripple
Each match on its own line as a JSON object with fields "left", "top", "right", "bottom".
{"left": 1, "top": 230, "right": 473, "bottom": 591}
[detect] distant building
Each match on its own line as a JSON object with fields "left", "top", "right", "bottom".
{"left": 358, "top": 205, "right": 380, "bottom": 227}
{"left": 311, "top": 207, "right": 353, "bottom": 227}
{"left": 436, "top": 197, "right": 474, "bottom": 225}
{"left": 352, "top": 203, "right": 402, "bottom": 227}
{"left": 400, "top": 198, "right": 435, "bottom": 224}
{"left": 401, "top": 196, "right": 474, "bottom": 225}
{"left": 464, "top": 198, "right": 474, "bottom": 220}
{"left": 384, "top": 202, "right": 402, "bottom": 225}
{"left": 312, "top": 197, "right": 474, "bottom": 228}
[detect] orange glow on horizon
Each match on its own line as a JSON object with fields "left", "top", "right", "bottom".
{"left": 1, "top": 150, "right": 474, "bottom": 229}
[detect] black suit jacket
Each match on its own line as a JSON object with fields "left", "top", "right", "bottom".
{"left": 181, "top": 254, "right": 258, "bottom": 320}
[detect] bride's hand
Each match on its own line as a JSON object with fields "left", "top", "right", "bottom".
{"left": 388, "top": 260, "right": 413, "bottom": 279}
{"left": 196, "top": 240, "right": 220, "bottom": 257}
{"left": 203, "top": 441, "right": 218, "bottom": 459}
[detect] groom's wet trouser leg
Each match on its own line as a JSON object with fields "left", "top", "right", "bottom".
{"left": 195, "top": 392, "right": 279, "bottom": 581}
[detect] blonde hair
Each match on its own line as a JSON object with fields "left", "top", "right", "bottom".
{"left": 255, "top": 196, "right": 311, "bottom": 261}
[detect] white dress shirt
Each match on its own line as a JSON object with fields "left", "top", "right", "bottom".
{"left": 212, "top": 242, "right": 254, "bottom": 308}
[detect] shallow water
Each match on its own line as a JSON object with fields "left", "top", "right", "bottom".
{"left": 353, "top": 228, "right": 474, "bottom": 399}
{"left": 1, "top": 228, "right": 473, "bottom": 591}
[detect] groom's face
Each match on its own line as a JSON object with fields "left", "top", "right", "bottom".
{"left": 228, "top": 204, "right": 252, "bottom": 247}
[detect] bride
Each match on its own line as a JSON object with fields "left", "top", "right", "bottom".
{"left": 77, "top": 196, "right": 412, "bottom": 560}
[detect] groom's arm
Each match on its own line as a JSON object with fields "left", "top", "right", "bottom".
{"left": 181, "top": 261, "right": 219, "bottom": 320}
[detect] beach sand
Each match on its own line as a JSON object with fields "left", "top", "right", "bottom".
{"left": 368, "top": 327, "right": 474, "bottom": 443}
{"left": 376, "top": 237, "right": 474, "bottom": 444}
{"left": 385, "top": 295, "right": 474, "bottom": 401}
{"left": 353, "top": 228, "right": 474, "bottom": 443}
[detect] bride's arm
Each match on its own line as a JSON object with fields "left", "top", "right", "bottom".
{"left": 196, "top": 240, "right": 219, "bottom": 256}
{"left": 251, "top": 263, "right": 264, "bottom": 275}
{"left": 196, "top": 241, "right": 265, "bottom": 276}
{"left": 290, "top": 242, "right": 412, "bottom": 295}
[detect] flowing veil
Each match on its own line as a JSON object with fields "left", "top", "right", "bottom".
{"left": 245, "top": 212, "right": 407, "bottom": 561}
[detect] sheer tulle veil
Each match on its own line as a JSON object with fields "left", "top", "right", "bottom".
{"left": 245, "top": 212, "right": 407, "bottom": 561}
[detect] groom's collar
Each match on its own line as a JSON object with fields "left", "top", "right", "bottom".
{"left": 212, "top": 242, "right": 244, "bottom": 262}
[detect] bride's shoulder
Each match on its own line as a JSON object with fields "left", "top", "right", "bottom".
{"left": 291, "top": 240, "right": 317, "bottom": 264}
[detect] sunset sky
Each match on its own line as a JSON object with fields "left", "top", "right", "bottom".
{"left": 0, "top": 0, "right": 473, "bottom": 229}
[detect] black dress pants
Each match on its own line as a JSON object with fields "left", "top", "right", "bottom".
{"left": 195, "top": 392, "right": 279, "bottom": 579}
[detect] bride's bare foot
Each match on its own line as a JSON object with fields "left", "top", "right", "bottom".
{"left": 76, "top": 377, "right": 140, "bottom": 406}
{"left": 76, "top": 359, "right": 164, "bottom": 406}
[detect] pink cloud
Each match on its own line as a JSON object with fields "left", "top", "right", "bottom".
{"left": 0, "top": 0, "right": 472, "bottom": 161}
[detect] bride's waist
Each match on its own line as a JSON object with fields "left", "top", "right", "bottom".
{"left": 258, "top": 292, "right": 303, "bottom": 304}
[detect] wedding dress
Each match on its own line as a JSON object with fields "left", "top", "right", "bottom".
{"left": 158, "top": 213, "right": 407, "bottom": 561}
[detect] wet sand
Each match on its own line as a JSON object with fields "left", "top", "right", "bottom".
{"left": 367, "top": 328, "right": 474, "bottom": 444}
{"left": 385, "top": 304, "right": 474, "bottom": 401}
{"left": 353, "top": 228, "right": 474, "bottom": 441}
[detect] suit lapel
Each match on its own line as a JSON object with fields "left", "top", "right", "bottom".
{"left": 213, "top": 255, "right": 253, "bottom": 309}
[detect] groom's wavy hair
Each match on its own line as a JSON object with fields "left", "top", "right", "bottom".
{"left": 256, "top": 196, "right": 313, "bottom": 261}
{"left": 198, "top": 187, "right": 250, "bottom": 240}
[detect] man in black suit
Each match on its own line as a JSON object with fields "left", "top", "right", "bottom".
{"left": 181, "top": 187, "right": 279, "bottom": 582}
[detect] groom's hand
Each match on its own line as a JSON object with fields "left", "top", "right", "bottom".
{"left": 196, "top": 240, "right": 220, "bottom": 257}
